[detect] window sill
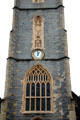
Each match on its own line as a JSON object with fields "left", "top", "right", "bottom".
{"left": 22, "top": 111, "right": 53, "bottom": 114}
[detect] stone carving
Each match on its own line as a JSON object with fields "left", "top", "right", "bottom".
{"left": 32, "top": 16, "right": 44, "bottom": 49}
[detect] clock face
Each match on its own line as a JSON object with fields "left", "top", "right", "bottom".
{"left": 34, "top": 50, "right": 42, "bottom": 58}
{"left": 32, "top": 50, "right": 44, "bottom": 60}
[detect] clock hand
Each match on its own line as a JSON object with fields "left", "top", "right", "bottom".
{"left": 37, "top": 51, "right": 40, "bottom": 56}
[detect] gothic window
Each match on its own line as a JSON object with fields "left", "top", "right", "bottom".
{"left": 21, "top": 64, "right": 53, "bottom": 113}
{"left": 33, "top": 0, "right": 44, "bottom": 3}
{"left": 32, "top": 16, "right": 44, "bottom": 49}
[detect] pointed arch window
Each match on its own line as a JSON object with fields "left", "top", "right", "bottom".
{"left": 22, "top": 64, "right": 53, "bottom": 113}
{"left": 32, "top": 16, "right": 44, "bottom": 49}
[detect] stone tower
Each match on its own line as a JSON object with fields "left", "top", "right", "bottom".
{"left": 1, "top": 0, "right": 76, "bottom": 120}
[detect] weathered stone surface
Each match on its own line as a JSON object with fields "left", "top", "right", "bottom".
{"left": 15, "top": 0, "right": 63, "bottom": 9}
{"left": 1, "top": 0, "right": 76, "bottom": 120}
{"left": 9, "top": 7, "right": 67, "bottom": 59}
{"left": 2, "top": 59, "right": 72, "bottom": 120}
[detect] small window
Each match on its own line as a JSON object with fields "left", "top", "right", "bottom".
{"left": 33, "top": 0, "right": 44, "bottom": 3}
{"left": 22, "top": 64, "right": 53, "bottom": 113}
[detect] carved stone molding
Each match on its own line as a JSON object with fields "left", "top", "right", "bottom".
{"left": 32, "top": 16, "right": 44, "bottom": 49}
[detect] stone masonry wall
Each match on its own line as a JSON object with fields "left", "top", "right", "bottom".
{"left": 1, "top": 0, "right": 76, "bottom": 119}
{"left": 3, "top": 59, "right": 72, "bottom": 120}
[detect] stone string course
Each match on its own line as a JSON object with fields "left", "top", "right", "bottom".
{"left": 0, "top": 0, "right": 76, "bottom": 120}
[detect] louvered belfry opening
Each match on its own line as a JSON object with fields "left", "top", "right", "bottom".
{"left": 22, "top": 64, "right": 53, "bottom": 113}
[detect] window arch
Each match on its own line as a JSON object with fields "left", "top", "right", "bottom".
{"left": 21, "top": 64, "right": 53, "bottom": 113}
{"left": 32, "top": 16, "right": 44, "bottom": 49}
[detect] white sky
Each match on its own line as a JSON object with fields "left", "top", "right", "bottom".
{"left": 0, "top": 0, "right": 80, "bottom": 98}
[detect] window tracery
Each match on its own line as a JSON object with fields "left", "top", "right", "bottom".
{"left": 32, "top": 16, "right": 44, "bottom": 49}
{"left": 21, "top": 64, "right": 53, "bottom": 113}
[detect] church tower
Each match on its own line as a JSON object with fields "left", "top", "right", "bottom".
{"left": 1, "top": 0, "right": 76, "bottom": 120}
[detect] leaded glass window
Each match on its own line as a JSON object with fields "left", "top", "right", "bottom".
{"left": 22, "top": 64, "right": 53, "bottom": 113}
